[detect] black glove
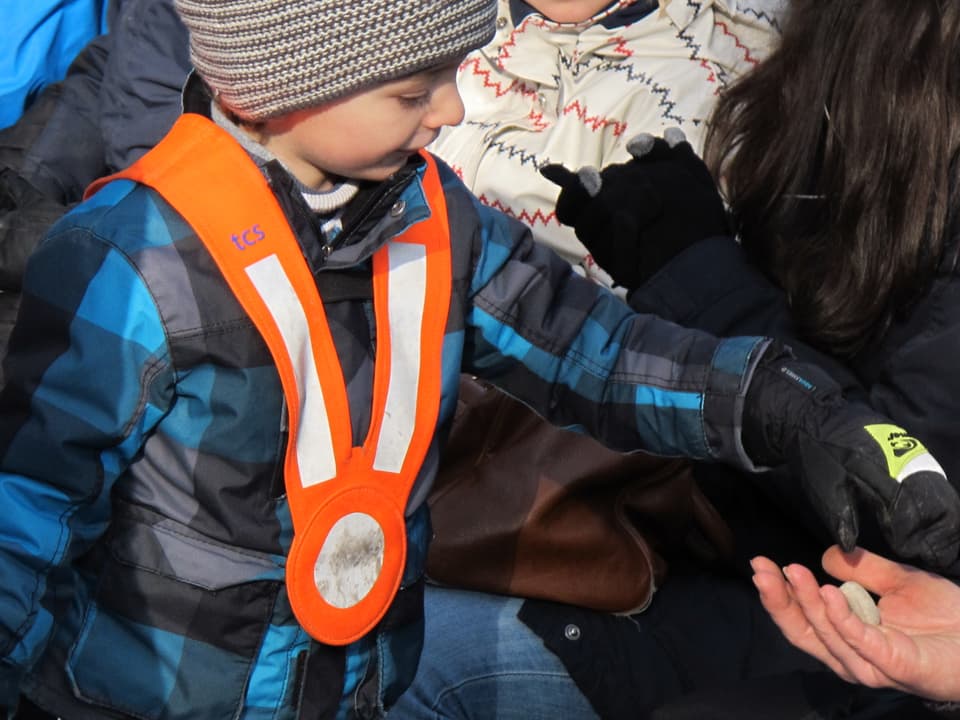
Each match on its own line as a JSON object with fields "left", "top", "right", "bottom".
{"left": 743, "top": 346, "right": 960, "bottom": 575}
{"left": 540, "top": 128, "right": 729, "bottom": 291}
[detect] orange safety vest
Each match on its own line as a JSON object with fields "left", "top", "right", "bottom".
{"left": 86, "top": 114, "right": 452, "bottom": 646}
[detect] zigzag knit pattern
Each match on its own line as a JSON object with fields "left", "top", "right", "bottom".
{"left": 430, "top": 0, "right": 785, "bottom": 273}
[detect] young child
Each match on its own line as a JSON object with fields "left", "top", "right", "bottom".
{"left": 0, "top": 2, "right": 956, "bottom": 720}
{"left": 430, "top": 0, "right": 785, "bottom": 277}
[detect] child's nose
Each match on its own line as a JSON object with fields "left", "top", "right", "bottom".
{"left": 428, "top": 84, "right": 466, "bottom": 128}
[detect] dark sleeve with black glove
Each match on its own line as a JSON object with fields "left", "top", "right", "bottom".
{"left": 743, "top": 344, "right": 960, "bottom": 576}
{"left": 541, "top": 127, "right": 729, "bottom": 293}
{"left": 541, "top": 128, "right": 863, "bottom": 397}
{"left": 543, "top": 130, "right": 960, "bottom": 575}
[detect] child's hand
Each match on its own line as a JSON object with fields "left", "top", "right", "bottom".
{"left": 744, "top": 349, "right": 960, "bottom": 577}
{"left": 540, "top": 128, "right": 729, "bottom": 291}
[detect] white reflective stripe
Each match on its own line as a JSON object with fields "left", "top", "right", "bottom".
{"left": 896, "top": 451, "right": 946, "bottom": 483}
{"left": 246, "top": 255, "right": 337, "bottom": 486}
{"left": 373, "top": 243, "right": 428, "bottom": 473}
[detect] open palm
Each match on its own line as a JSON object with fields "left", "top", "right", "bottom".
{"left": 752, "top": 546, "right": 960, "bottom": 702}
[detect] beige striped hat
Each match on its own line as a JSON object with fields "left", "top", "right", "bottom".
{"left": 174, "top": 0, "right": 497, "bottom": 121}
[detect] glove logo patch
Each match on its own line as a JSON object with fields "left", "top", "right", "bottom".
{"left": 864, "top": 424, "right": 940, "bottom": 482}
{"left": 889, "top": 434, "right": 918, "bottom": 457}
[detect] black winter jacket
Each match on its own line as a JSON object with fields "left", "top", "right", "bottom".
{"left": 519, "top": 233, "right": 960, "bottom": 720}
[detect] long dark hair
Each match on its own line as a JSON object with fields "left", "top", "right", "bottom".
{"left": 704, "top": 0, "right": 960, "bottom": 357}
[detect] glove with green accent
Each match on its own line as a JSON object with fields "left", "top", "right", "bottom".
{"left": 743, "top": 347, "right": 960, "bottom": 574}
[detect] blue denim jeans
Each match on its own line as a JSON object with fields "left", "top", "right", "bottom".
{"left": 388, "top": 587, "right": 599, "bottom": 720}
{"left": 389, "top": 577, "right": 916, "bottom": 720}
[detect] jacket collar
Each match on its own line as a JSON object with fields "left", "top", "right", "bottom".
{"left": 179, "top": 70, "right": 426, "bottom": 267}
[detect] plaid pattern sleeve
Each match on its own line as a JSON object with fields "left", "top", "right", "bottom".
{"left": 440, "top": 167, "right": 769, "bottom": 470}
{"left": 0, "top": 190, "right": 175, "bottom": 703}
{"left": 430, "top": 0, "right": 782, "bottom": 271}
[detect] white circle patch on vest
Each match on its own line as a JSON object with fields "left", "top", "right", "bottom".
{"left": 314, "top": 512, "right": 385, "bottom": 608}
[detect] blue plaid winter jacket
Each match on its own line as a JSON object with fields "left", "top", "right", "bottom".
{"left": 0, "top": 133, "right": 769, "bottom": 719}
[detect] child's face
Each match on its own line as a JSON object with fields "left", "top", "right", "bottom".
{"left": 253, "top": 62, "right": 465, "bottom": 190}
{"left": 527, "top": 0, "right": 616, "bottom": 23}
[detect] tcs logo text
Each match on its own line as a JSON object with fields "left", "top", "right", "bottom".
{"left": 231, "top": 224, "right": 266, "bottom": 250}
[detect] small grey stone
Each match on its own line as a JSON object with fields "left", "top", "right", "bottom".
{"left": 839, "top": 581, "right": 881, "bottom": 625}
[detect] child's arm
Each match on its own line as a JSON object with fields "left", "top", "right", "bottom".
{"left": 460, "top": 194, "right": 960, "bottom": 579}
{"left": 544, "top": 129, "right": 960, "bottom": 484}
{"left": 0, "top": 220, "right": 172, "bottom": 704}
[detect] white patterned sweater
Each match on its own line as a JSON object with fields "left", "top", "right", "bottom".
{"left": 430, "top": 0, "right": 786, "bottom": 285}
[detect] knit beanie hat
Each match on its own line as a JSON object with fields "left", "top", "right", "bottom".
{"left": 174, "top": 0, "right": 498, "bottom": 121}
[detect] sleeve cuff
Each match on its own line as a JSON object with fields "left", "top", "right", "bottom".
{"left": 701, "top": 335, "right": 773, "bottom": 472}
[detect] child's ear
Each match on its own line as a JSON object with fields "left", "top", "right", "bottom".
{"left": 217, "top": 99, "right": 268, "bottom": 141}
{"left": 240, "top": 123, "right": 268, "bottom": 145}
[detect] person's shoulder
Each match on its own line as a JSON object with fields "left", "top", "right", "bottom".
{"left": 429, "top": 152, "right": 485, "bottom": 215}
{"left": 425, "top": 151, "right": 532, "bottom": 256}
{"left": 52, "top": 179, "right": 190, "bottom": 256}
{"left": 431, "top": 152, "right": 520, "bottom": 220}
{"left": 713, "top": 0, "right": 788, "bottom": 31}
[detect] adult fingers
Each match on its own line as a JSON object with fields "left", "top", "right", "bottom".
{"left": 786, "top": 563, "right": 900, "bottom": 685}
{"left": 818, "top": 584, "right": 912, "bottom": 692}
{"left": 821, "top": 545, "right": 914, "bottom": 596}
{"left": 780, "top": 563, "right": 867, "bottom": 680}
{"left": 751, "top": 558, "right": 853, "bottom": 680}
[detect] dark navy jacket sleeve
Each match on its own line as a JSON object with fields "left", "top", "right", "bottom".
{"left": 99, "top": 0, "right": 190, "bottom": 170}
{"left": 628, "top": 234, "right": 960, "bottom": 483}
{"left": 0, "top": 35, "right": 111, "bottom": 295}
{"left": 858, "top": 271, "right": 960, "bottom": 483}
{"left": 627, "top": 236, "right": 865, "bottom": 401}
{"left": 0, "top": 0, "right": 190, "bottom": 294}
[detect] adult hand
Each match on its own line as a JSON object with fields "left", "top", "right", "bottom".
{"left": 540, "top": 128, "right": 729, "bottom": 291}
{"left": 752, "top": 546, "right": 960, "bottom": 703}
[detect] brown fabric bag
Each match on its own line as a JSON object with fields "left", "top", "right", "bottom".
{"left": 426, "top": 376, "right": 736, "bottom": 613}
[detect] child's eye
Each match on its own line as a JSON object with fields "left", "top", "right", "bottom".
{"left": 399, "top": 93, "right": 431, "bottom": 108}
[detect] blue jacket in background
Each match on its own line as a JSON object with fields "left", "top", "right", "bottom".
{"left": 0, "top": 0, "right": 111, "bottom": 130}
